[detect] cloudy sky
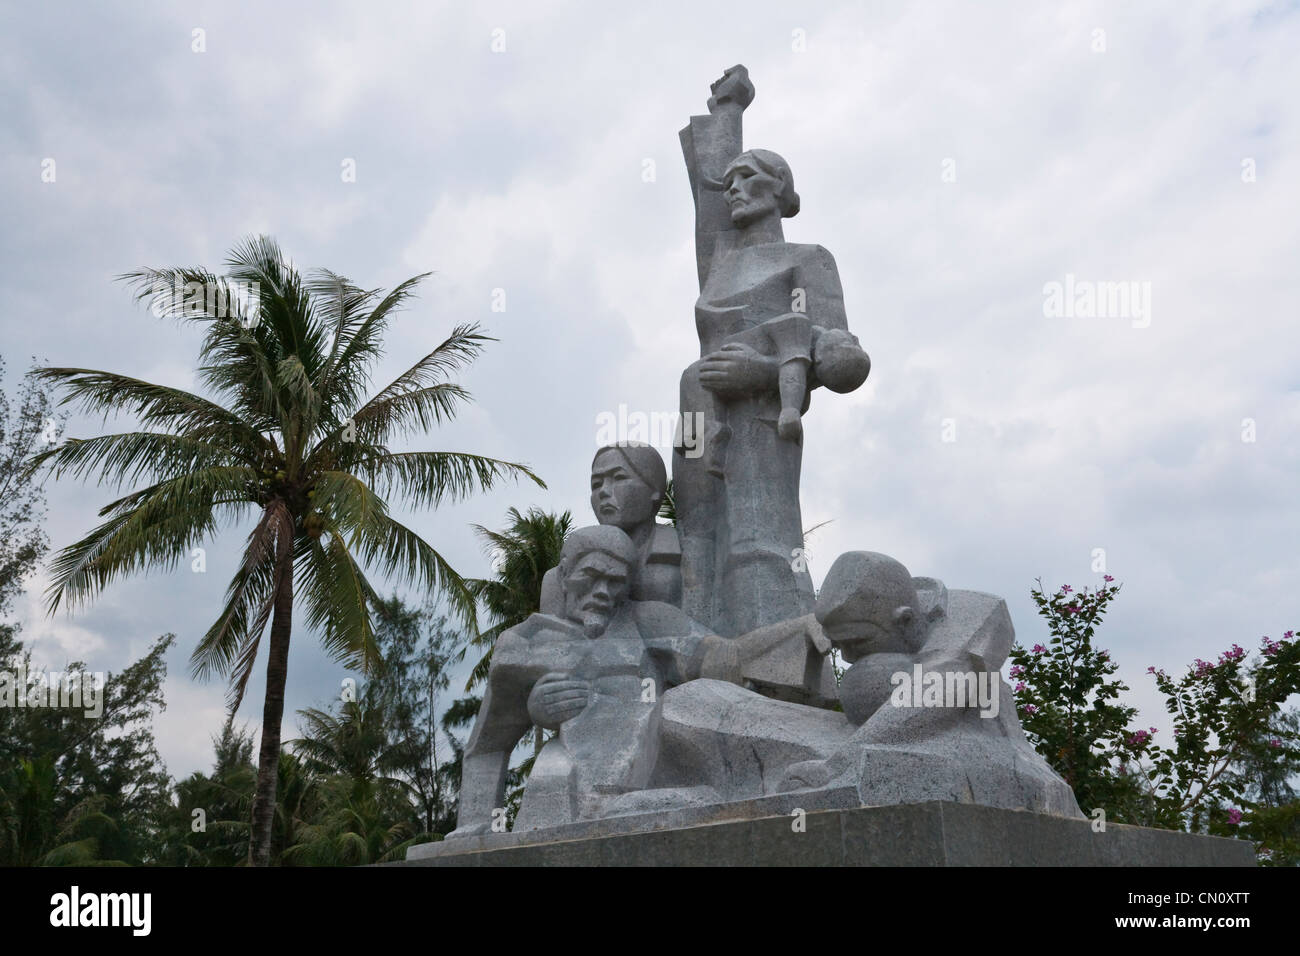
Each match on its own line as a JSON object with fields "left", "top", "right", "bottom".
{"left": 3, "top": 0, "right": 1298, "bottom": 778}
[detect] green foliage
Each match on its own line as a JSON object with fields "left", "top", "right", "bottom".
{"left": 462, "top": 506, "right": 572, "bottom": 691}
{"left": 1141, "top": 635, "right": 1300, "bottom": 842}
{"left": 658, "top": 479, "right": 676, "bottom": 526}
{"left": 1009, "top": 578, "right": 1140, "bottom": 819}
{"left": 1011, "top": 577, "right": 1300, "bottom": 861}
{"left": 0, "top": 635, "right": 174, "bottom": 865}
{"left": 364, "top": 596, "right": 461, "bottom": 835}
{"left": 29, "top": 235, "right": 543, "bottom": 864}
{"left": 156, "top": 721, "right": 257, "bottom": 866}
{"left": 0, "top": 355, "right": 64, "bottom": 660}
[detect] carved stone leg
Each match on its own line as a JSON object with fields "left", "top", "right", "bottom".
{"left": 675, "top": 360, "right": 722, "bottom": 627}
{"left": 447, "top": 682, "right": 529, "bottom": 838}
{"left": 718, "top": 397, "right": 814, "bottom": 636}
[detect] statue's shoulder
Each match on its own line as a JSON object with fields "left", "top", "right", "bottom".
{"left": 647, "top": 523, "right": 681, "bottom": 564}
{"left": 630, "top": 598, "right": 696, "bottom": 632}
{"left": 504, "top": 613, "right": 583, "bottom": 645}
{"left": 788, "top": 242, "right": 839, "bottom": 271}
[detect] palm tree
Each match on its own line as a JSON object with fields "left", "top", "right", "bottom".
{"left": 292, "top": 700, "right": 403, "bottom": 795}
{"left": 658, "top": 479, "right": 676, "bottom": 525}
{"left": 462, "top": 507, "right": 572, "bottom": 691}
{"left": 28, "top": 236, "right": 544, "bottom": 865}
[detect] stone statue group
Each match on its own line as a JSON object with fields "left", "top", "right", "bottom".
{"left": 449, "top": 66, "right": 1080, "bottom": 838}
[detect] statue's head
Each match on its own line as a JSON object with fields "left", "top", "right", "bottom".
{"left": 590, "top": 443, "right": 666, "bottom": 532}
{"left": 557, "top": 525, "right": 638, "bottom": 638}
{"left": 722, "top": 149, "right": 800, "bottom": 228}
{"left": 815, "top": 552, "right": 925, "bottom": 662}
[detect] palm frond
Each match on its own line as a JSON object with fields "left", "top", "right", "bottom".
{"left": 28, "top": 368, "right": 274, "bottom": 457}
{"left": 44, "top": 467, "right": 258, "bottom": 613}
{"left": 350, "top": 451, "right": 544, "bottom": 510}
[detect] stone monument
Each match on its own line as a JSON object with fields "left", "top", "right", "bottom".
{"left": 402, "top": 66, "right": 1252, "bottom": 866}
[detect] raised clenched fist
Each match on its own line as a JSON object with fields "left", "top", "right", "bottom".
{"left": 707, "top": 64, "right": 754, "bottom": 114}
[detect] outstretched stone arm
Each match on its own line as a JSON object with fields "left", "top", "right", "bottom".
{"left": 733, "top": 613, "right": 831, "bottom": 660}
{"left": 680, "top": 65, "right": 752, "bottom": 290}
{"left": 640, "top": 603, "right": 830, "bottom": 691}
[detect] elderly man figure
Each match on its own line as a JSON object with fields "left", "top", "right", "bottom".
{"left": 449, "top": 526, "right": 741, "bottom": 837}
{"left": 450, "top": 525, "right": 829, "bottom": 837}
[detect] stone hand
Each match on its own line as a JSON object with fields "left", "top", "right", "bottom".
{"left": 698, "top": 342, "right": 777, "bottom": 398}
{"left": 804, "top": 617, "right": 832, "bottom": 657}
{"left": 527, "top": 672, "right": 590, "bottom": 729}
{"left": 707, "top": 64, "right": 754, "bottom": 114}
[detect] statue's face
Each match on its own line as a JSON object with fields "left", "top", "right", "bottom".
{"left": 818, "top": 575, "right": 918, "bottom": 661}
{"left": 562, "top": 550, "right": 631, "bottom": 638}
{"left": 821, "top": 614, "right": 911, "bottom": 663}
{"left": 591, "top": 451, "right": 659, "bottom": 531}
{"left": 723, "top": 158, "right": 782, "bottom": 228}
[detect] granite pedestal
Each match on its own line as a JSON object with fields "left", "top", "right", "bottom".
{"left": 396, "top": 800, "right": 1254, "bottom": 867}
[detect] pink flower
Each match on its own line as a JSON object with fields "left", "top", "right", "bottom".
{"left": 1227, "top": 808, "right": 1242, "bottom": 825}
{"left": 1193, "top": 658, "right": 1214, "bottom": 677}
{"left": 1009, "top": 665, "right": 1025, "bottom": 678}
{"left": 1103, "top": 574, "right": 1114, "bottom": 582}
{"left": 1127, "top": 730, "right": 1151, "bottom": 747}
{"left": 1270, "top": 739, "right": 1282, "bottom": 748}
{"left": 1284, "top": 631, "right": 1295, "bottom": 641}
{"left": 1146, "top": 666, "right": 1157, "bottom": 674}
{"left": 1218, "top": 643, "right": 1245, "bottom": 664}
{"left": 1021, "top": 704, "right": 1038, "bottom": 714}
{"left": 1014, "top": 682, "right": 1026, "bottom": 693}
{"left": 1061, "top": 585, "right": 1073, "bottom": 594}
{"left": 1032, "top": 644, "right": 1046, "bottom": 655}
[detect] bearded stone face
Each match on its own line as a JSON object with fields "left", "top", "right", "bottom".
{"left": 561, "top": 549, "right": 632, "bottom": 639}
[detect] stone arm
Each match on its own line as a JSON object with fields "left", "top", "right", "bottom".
{"left": 680, "top": 67, "right": 750, "bottom": 290}
{"left": 731, "top": 613, "right": 831, "bottom": 661}
{"left": 638, "top": 604, "right": 830, "bottom": 691}
{"left": 451, "top": 636, "right": 532, "bottom": 838}
{"left": 449, "top": 619, "right": 584, "bottom": 838}
{"left": 700, "top": 246, "right": 870, "bottom": 402}
{"left": 637, "top": 602, "right": 743, "bottom": 689}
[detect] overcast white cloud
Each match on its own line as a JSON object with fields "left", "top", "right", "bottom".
{"left": 3, "top": 0, "right": 1298, "bottom": 778}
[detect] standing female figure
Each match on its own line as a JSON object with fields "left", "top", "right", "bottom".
{"left": 676, "top": 65, "right": 870, "bottom": 639}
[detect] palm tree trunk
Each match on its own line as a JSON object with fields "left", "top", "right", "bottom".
{"left": 248, "top": 569, "right": 294, "bottom": 867}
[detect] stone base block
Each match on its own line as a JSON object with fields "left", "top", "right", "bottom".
{"left": 395, "top": 801, "right": 1254, "bottom": 867}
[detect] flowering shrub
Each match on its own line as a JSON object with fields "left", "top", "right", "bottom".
{"left": 1008, "top": 577, "right": 1300, "bottom": 864}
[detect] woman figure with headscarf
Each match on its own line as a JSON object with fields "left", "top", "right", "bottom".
{"left": 676, "top": 65, "right": 871, "bottom": 639}
{"left": 539, "top": 442, "right": 680, "bottom": 613}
